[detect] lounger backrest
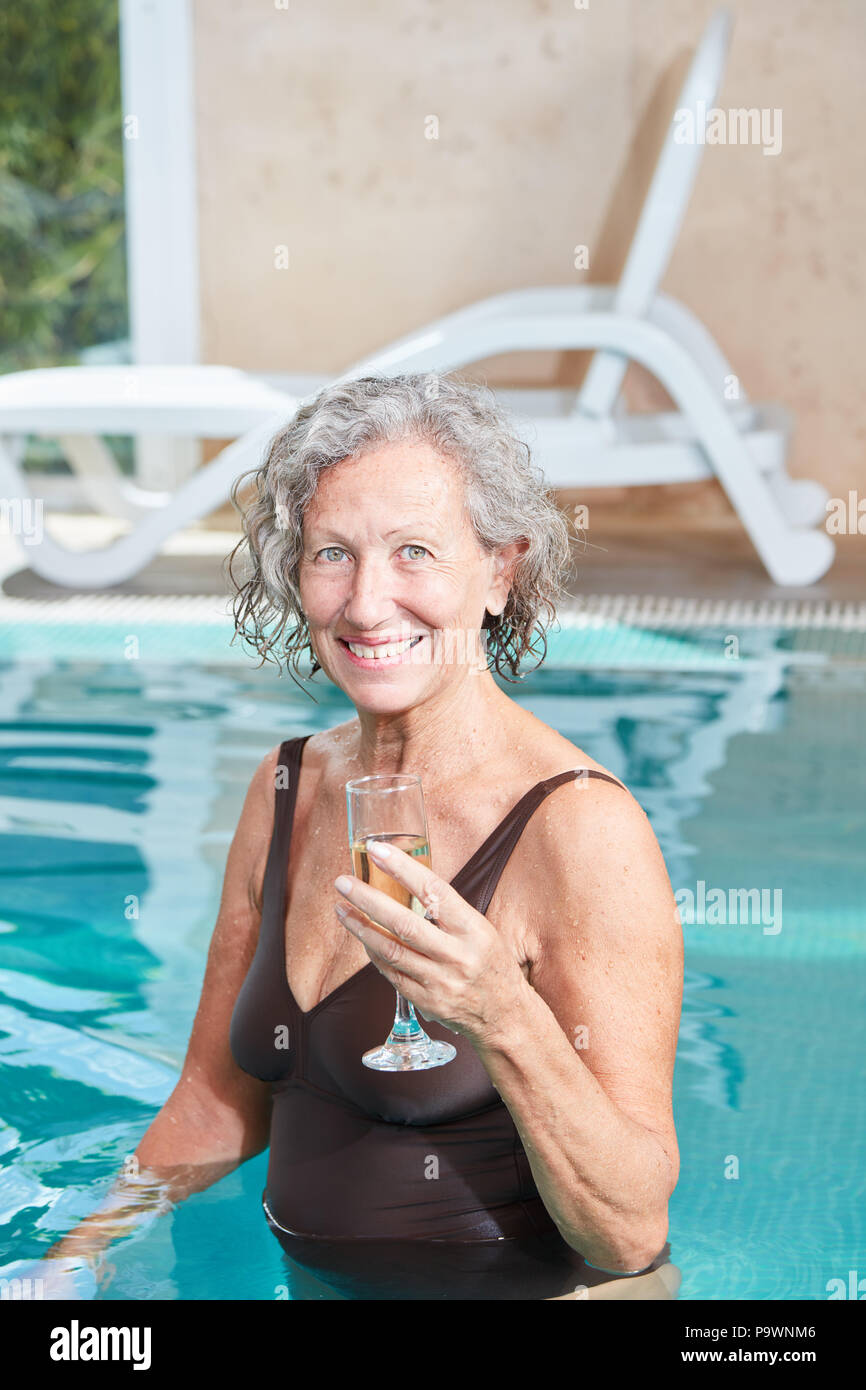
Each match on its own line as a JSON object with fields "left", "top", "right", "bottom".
{"left": 575, "top": 8, "right": 733, "bottom": 419}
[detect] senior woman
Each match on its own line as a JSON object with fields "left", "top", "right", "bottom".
{"left": 217, "top": 371, "right": 683, "bottom": 1301}
{"left": 38, "top": 371, "right": 681, "bottom": 1301}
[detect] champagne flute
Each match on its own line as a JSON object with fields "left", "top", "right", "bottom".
{"left": 346, "top": 773, "right": 456, "bottom": 1071}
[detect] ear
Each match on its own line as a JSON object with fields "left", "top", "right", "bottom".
{"left": 486, "top": 538, "right": 530, "bottom": 616}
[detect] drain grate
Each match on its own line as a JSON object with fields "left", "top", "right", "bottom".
{"left": 1, "top": 591, "right": 865, "bottom": 667}
{"left": 559, "top": 596, "right": 866, "bottom": 630}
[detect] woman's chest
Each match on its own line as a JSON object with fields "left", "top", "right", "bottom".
{"left": 282, "top": 794, "right": 536, "bottom": 1016}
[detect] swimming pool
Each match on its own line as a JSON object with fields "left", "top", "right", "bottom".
{"left": 0, "top": 613, "right": 863, "bottom": 1299}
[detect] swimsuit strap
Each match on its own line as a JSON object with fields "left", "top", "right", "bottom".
{"left": 263, "top": 736, "right": 311, "bottom": 902}
{"left": 451, "top": 767, "right": 626, "bottom": 916}
{"left": 271, "top": 735, "right": 624, "bottom": 918}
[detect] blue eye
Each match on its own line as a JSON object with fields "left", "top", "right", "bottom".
{"left": 316, "top": 544, "right": 428, "bottom": 562}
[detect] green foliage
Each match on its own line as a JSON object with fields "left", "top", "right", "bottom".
{"left": 0, "top": 0, "right": 129, "bottom": 374}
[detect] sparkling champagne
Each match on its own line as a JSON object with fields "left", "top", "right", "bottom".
{"left": 346, "top": 772, "right": 455, "bottom": 1070}
{"left": 351, "top": 833, "right": 431, "bottom": 939}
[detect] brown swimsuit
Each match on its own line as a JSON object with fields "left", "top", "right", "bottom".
{"left": 230, "top": 734, "right": 671, "bottom": 1299}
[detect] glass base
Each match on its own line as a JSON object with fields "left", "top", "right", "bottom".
{"left": 361, "top": 1037, "right": 457, "bottom": 1071}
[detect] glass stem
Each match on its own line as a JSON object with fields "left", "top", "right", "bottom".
{"left": 387, "top": 990, "right": 427, "bottom": 1042}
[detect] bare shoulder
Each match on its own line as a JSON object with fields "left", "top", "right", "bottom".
{"left": 517, "top": 721, "right": 633, "bottom": 799}
{"left": 234, "top": 730, "right": 341, "bottom": 912}
{"left": 245, "top": 728, "right": 344, "bottom": 903}
{"left": 238, "top": 738, "right": 285, "bottom": 839}
{"left": 304, "top": 719, "right": 359, "bottom": 778}
{"left": 240, "top": 741, "right": 287, "bottom": 912}
{"left": 511, "top": 728, "right": 677, "bottom": 954}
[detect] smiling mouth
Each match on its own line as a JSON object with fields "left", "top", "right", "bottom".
{"left": 339, "top": 635, "right": 425, "bottom": 661}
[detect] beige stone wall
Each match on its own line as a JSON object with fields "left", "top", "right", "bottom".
{"left": 192, "top": 0, "right": 865, "bottom": 520}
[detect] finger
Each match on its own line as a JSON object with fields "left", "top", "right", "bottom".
{"left": 334, "top": 872, "right": 455, "bottom": 962}
{"left": 336, "top": 905, "right": 429, "bottom": 991}
{"left": 414, "top": 1005, "right": 459, "bottom": 1037}
{"left": 362, "top": 838, "right": 474, "bottom": 939}
{"left": 335, "top": 900, "right": 404, "bottom": 951}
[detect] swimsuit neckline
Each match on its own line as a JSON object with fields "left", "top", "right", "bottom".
{"left": 279, "top": 731, "right": 510, "bottom": 1019}
{"left": 277, "top": 733, "right": 622, "bottom": 1018}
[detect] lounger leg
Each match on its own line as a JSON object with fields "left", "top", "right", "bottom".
{"left": 58, "top": 434, "right": 172, "bottom": 521}
{"left": 765, "top": 473, "right": 830, "bottom": 529}
{"left": 0, "top": 418, "right": 280, "bottom": 589}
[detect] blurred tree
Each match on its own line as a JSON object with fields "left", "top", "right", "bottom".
{"left": 0, "top": 0, "right": 128, "bottom": 374}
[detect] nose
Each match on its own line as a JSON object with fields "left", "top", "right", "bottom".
{"left": 341, "top": 553, "right": 399, "bottom": 630}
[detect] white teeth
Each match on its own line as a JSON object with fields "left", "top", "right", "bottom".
{"left": 346, "top": 637, "right": 420, "bottom": 659}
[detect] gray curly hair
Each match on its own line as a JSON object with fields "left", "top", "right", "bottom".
{"left": 225, "top": 371, "right": 574, "bottom": 695}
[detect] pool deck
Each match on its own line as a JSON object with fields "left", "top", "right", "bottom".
{"left": 1, "top": 499, "right": 862, "bottom": 611}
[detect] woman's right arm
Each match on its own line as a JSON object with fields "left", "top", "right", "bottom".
{"left": 37, "top": 742, "right": 283, "bottom": 1279}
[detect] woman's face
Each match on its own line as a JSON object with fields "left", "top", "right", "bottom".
{"left": 298, "top": 436, "right": 515, "bottom": 711}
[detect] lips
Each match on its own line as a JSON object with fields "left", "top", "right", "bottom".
{"left": 339, "top": 635, "right": 425, "bottom": 662}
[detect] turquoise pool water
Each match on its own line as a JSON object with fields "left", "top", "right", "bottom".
{"left": 0, "top": 624, "right": 863, "bottom": 1299}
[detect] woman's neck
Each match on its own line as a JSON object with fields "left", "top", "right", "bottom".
{"left": 351, "top": 673, "right": 522, "bottom": 782}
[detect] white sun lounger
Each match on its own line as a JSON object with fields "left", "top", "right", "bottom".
{"left": 0, "top": 7, "right": 833, "bottom": 589}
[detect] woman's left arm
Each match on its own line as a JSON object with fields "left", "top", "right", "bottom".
{"left": 471, "top": 778, "right": 683, "bottom": 1273}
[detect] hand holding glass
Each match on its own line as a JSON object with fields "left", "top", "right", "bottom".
{"left": 345, "top": 773, "right": 456, "bottom": 1071}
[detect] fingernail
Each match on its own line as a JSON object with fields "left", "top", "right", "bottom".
{"left": 366, "top": 839, "right": 390, "bottom": 858}
{"left": 334, "top": 902, "right": 348, "bottom": 918}
{"left": 334, "top": 875, "right": 353, "bottom": 893}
